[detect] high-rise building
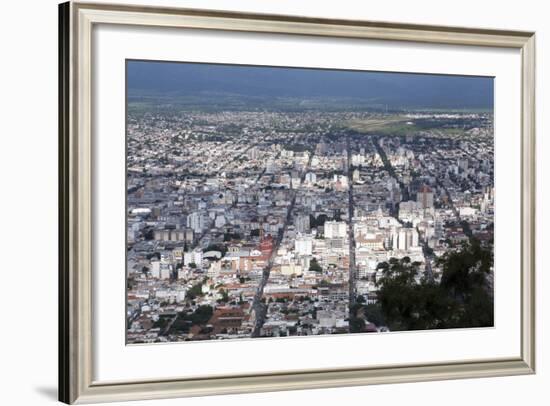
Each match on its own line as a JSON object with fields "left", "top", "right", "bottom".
{"left": 411, "top": 228, "right": 419, "bottom": 247}
{"left": 215, "top": 214, "right": 226, "bottom": 228}
{"left": 248, "top": 147, "right": 260, "bottom": 160}
{"left": 305, "top": 172, "right": 317, "bottom": 184}
{"left": 187, "top": 211, "right": 206, "bottom": 233}
{"left": 153, "top": 229, "right": 170, "bottom": 241}
{"left": 417, "top": 185, "right": 434, "bottom": 209}
{"left": 295, "top": 236, "right": 313, "bottom": 256}
{"left": 397, "top": 229, "right": 409, "bottom": 250}
{"left": 184, "top": 249, "right": 203, "bottom": 267}
{"left": 324, "top": 221, "right": 347, "bottom": 239}
{"left": 351, "top": 154, "right": 365, "bottom": 166}
{"left": 151, "top": 260, "right": 161, "bottom": 278}
{"left": 397, "top": 228, "right": 420, "bottom": 250}
{"left": 458, "top": 158, "right": 469, "bottom": 172}
{"left": 295, "top": 214, "right": 310, "bottom": 233}
{"left": 160, "top": 265, "right": 171, "bottom": 280}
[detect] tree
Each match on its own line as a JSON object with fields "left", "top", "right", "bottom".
{"left": 438, "top": 239, "right": 493, "bottom": 327}
{"left": 375, "top": 241, "right": 493, "bottom": 331}
{"left": 143, "top": 228, "right": 154, "bottom": 241}
{"left": 439, "top": 239, "right": 492, "bottom": 301}
{"left": 218, "top": 288, "right": 229, "bottom": 303}
{"left": 309, "top": 258, "right": 322, "bottom": 273}
{"left": 349, "top": 316, "right": 365, "bottom": 333}
{"left": 182, "top": 305, "right": 213, "bottom": 325}
{"left": 205, "top": 243, "right": 227, "bottom": 256}
{"left": 186, "top": 281, "right": 204, "bottom": 300}
{"left": 152, "top": 316, "right": 171, "bottom": 329}
{"left": 309, "top": 214, "right": 328, "bottom": 228}
{"left": 363, "top": 303, "right": 385, "bottom": 327}
{"left": 376, "top": 257, "right": 456, "bottom": 331}
{"left": 377, "top": 262, "right": 452, "bottom": 330}
{"left": 146, "top": 252, "right": 160, "bottom": 261}
{"left": 224, "top": 232, "right": 241, "bottom": 242}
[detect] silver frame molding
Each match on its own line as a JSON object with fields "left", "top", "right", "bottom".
{"left": 58, "top": 1, "right": 536, "bottom": 404}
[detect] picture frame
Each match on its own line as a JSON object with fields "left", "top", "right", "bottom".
{"left": 59, "top": 1, "right": 536, "bottom": 404}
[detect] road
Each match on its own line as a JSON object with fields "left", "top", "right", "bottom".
{"left": 160, "top": 313, "right": 178, "bottom": 336}
{"left": 373, "top": 135, "right": 435, "bottom": 281}
{"left": 372, "top": 135, "right": 409, "bottom": 216}
{"left": 416, "top": 149, "right": 473, "bottom": 280}
{"left": 421, "top": 242, "right": 435, "bottom": 282}
{"left": 250, "top": 147, "right": 315, "bottom": 337}
{"left": 346, "top": 134, "right": 357, "bottom": 306}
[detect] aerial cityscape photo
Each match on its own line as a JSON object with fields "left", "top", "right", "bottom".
{"left": 126, "top": 60, "right": 494, "bottom": 344}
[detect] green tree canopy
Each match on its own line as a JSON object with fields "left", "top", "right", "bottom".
{"left": 309, "top": 258, "right": 323, "bottom": 273}
{"left": 375, "top": 241, "right": 493, "bottom": 331}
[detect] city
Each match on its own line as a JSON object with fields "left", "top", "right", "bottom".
{"left": 126, "top": 108, "right": 494, "bottom": 343}
{"left": 126, "top": 63, "right": 494, "bottom": 343}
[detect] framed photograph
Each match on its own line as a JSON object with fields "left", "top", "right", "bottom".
{"left": 59, "top": 1, "right": 535, "bottom": 404}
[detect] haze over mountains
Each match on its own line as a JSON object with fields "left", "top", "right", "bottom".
{"left": 127, "top": 60, "right": 493, "bottom": 111}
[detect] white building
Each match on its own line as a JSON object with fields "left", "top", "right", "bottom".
{"left": 305, "top": 172, "right": 317, "bottom": 184}
{"left": 214, "top": 214, "right": 226, "bottom": 228}
{"left": 248, "top": 146, "right": 260, "bottom": 160}
{"left": 151, "top": 261, "right": 161, "bottom": 279}
{"left": 295, "top": 235, "right": 313, "bottom": 256}
{"left": 397, "top": 228, "right": 420, "bottom": 251}
{"left": 351, "top": 153, "right": 365, "bottom": 166}
{"left": 280, "top": 263, "right": 303, "bottom": 276}
{"left": 187, "top": 211, "right": 206, "bottom": 233}
{"left": 459, "top": 207, "right": 478, "bottom": 217}
{"left": 295, "top": 214, "right": 310, "bottom": 233}
{"left": 176, "top": 289, "right": 187, "bottom": 303}
{"left": 317, "top": 310, "right": 337, "bottom": 328}
{"left": 184, "top": 249, "right": 203, "bottom": 266}
{"left": 324, "top": 221, "right": 347, "bottom": 239}
{"left": 160, "top": 265, "right": 171, "bottom": 280}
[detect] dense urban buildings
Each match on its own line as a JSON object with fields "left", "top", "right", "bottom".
{"left": 126, "top": 62, "right": 494, "bottom": 343}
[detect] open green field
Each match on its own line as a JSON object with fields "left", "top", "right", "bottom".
{"left": 345, "top": 114, "right": 486, "bottom": 138}
{"left": 347, "top": 115, "right": 411, "bottom": 134}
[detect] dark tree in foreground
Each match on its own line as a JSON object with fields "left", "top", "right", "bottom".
{"left": 373, "top": 240, "right": 493, "bottom": 331}
{"left": 362, "top": 303, "right": 386, "bottom": 327}
{"left": 184, "top": 305, "right": 213, "bottom": 325}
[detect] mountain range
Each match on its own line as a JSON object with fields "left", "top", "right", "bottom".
{"left": 127, "top": 60, "right": 493, "bottom": 110}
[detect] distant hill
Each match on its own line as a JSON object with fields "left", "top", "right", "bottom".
{"left": 127, "top": 60, "right": 493, "bottom": 111}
